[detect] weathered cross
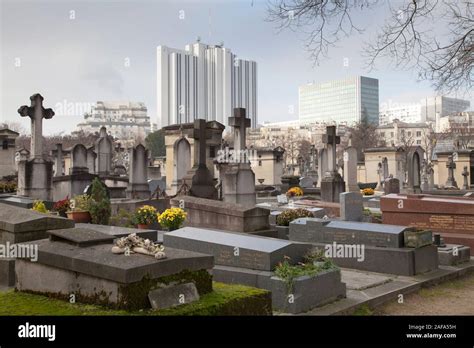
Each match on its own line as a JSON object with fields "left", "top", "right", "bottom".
{"left": 322, "top": 126, "right": 340, "bottom": 173}
{"left": 462, "top": 166, "right": 469, "bottom": 190}
{"left": 228, "top": 108, "right": 251, "bottom": 152}
{"left": 446, "top": 155, "right": 456, "bottom": 177}
{"left": 190, "top": 119, "right": 211, "bottom": 169}
{"left": 18, "top": 94, "right": 54, "bottom": 160}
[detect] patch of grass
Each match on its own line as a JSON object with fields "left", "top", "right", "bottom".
{"left": 0, "top": 282, "right": 271, "bottom": 316}
{"left": 418, "top": 288, "right": 450, "bottom": 298}
{"left": 353, "top": 304, "right": 373, "bottom": 316}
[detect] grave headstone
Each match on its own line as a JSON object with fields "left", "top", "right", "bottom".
{"left": 343, "top": 147, "right": 358, "bottom": 192}
{"left": 185, "top": 119, "right": 217, "bottom": 199}
{"left": 219, "top": 108, "right": 256, "bottom": 206}
{"left": 445, "top": 155, "right": 458, "bottom": 188}
{"left": 17, "top": 94, "right": 55, "bottom": 201}
{"left": 384, "top": 176, "right": 400, "bottom": 194}
{"left": 95, "top": 127, "right": 113, "bottom": 176}
{"left": 320, "top": 126, "right": 345, "bottom": 202}
{"left": 71, "top": 144, "right": 89, "bottom": 174}
{"left": 54, "top": 143, "right": 64, "bottom": 177}
{"left": 86, "top": 147, "right": 97, "bottom": 174}
{"left": 299, "top": 176, "right": 314, "bottom": 188}
{"left": 462, "top": 166, "right": 469, "bottom": 190}
{"left": 126, "top": 144, "right": 150, "bottom": 199}
{"left": 340, "top": 192, "right": 363, "bottom": 222}
{"left": 317, "top": 148, "right": 327, "bottom": 188}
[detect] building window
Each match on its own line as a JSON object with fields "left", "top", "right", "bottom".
{"left": 407, "top": 131, "right": 412, "bottom": 137}
{"left": 416, "top": 131, "right": 421, "bottom": 137}
{"left": 2, "top": 140, "right": 8, "bottom": 150}
{"left": 416, "top": 140, "right": 421, "bottom": 145}
{"left": 380, "top": 132, "right": 385, "bottom": 138}
{"left": 390, "top": 132, "right": 394, "bottom": 138}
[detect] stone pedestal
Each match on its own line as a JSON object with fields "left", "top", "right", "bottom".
{"left": 221, "top": 162, "right": 256, "bottom": 206}
{"left": 320, "top": 172, "right": 345, "bottom": 203}
{"left": 17, "top": 158, "right": 54, "bottom": 201}
{"left": 188, "top": 166, "right": 218, "bottom": 199}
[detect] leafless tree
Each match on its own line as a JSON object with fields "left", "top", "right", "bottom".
{"left": 344, "top": 121, "right": 383, "bottom": 161}
{"left": 267, "top": 0, "right": 473, "bottom": 94}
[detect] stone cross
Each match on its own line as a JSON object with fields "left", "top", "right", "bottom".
{"left": 18, "top": 94, "right": 54, "bottom": 160}
{"left": 228, "top": 108, "right": 251, "bottom": 152}
{"left": 445, "top": 155, "right": 458, "bottom": 188}
{"left": 462, "top": 166, "right": 469, "bottom": 190}
{"left": 190, "top": 119, "right": 211, "bottom": 169}
{"left": 322, "top": 126, "right": 340, "bottom": 174}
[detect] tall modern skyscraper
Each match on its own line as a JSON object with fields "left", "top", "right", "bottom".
{"left": 157, "top": 41, "right": 257, "bottom": 129}
{"left": 299, "top": 76, "right": 379, "bottom": 125}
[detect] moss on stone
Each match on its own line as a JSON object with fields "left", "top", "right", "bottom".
{"left": 0, "top": 282, "right": 272, "bottom": 316}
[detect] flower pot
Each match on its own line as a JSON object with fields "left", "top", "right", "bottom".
{"left": 66, "top": 211, "right": 91, "bottom": 223}
{"left": 137, "top": 224, "right": 151, "bottom": 229}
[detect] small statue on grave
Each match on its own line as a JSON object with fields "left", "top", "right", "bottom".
{"left": 112, "top": 233, "right": 166, "bottom": 259}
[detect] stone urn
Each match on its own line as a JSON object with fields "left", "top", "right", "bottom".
{"left": 66, "top": 210, "right": 91, "bottom": 223}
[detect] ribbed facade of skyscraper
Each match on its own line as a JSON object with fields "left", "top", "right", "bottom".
{"left": 157, "top": 41, "right": 257, "bottom": 129}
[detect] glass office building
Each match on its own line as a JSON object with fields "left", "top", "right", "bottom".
{"left": 299, "top": 76, "right": 379, "bottom": 125}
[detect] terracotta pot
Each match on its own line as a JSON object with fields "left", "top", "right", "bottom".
{"left": 66, "top": 211, "right": 91, "bottom": 223}
{"left": 137, "top": 224, "right": 150, "bottom": 229}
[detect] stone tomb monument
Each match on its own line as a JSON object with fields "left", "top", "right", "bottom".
{"left": 126, "top": 144, "right": 151, "bottom": 199}
{"left": 218, "top": 108, "right": 256, "bottom": 206}
{"left": 164, "top": 227, "right": 346, "bottom": 313}
{"left": 320, "top": 126, "right": 345, "bottom": 202}
{"left": 289, "top": 218, "right": 438, "bottom": 276}
{"left": 0, "top": 203, "right": 74, "bottom": 286}
{"left": 170, "top": 196, "right": 269, "bottom": 233}
{"left": 95, "top": 127, "right": 113, "bottom": 176}
{"left": 17, "top": 94, "right": 55, "bottom": 201}
{"left": 343, "top": 143, "right": 358, "bottom": 192}
{"left": 15, "top": 227, "right": 214, "bottom": 310}
{"left": 52, "top": 144, "right": 96, "bottom": 201}
{"left": 183, "top": 119, "right": 218, "bottom": 199}
{"left": 381, "top": 193, "right": 474, "bottom": 249}
{"left": 340, "top": 192, "right": 363, "bottom": 222}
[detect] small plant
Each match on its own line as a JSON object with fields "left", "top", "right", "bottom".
{"left": 89, "top": 178, "right": 111, "bottom": 225}
{"left": 134, "top": 205, "right": 158, "bottom": 226}
{"left": 0, "top": 182, "right": 17, "bottom": 193}
{"left": 274, "top": 251, "right": 337, "bottom": 293}
{"left": 286, "top": 187, "right": 303, "bottom": 197}
{"left": 31, "top": 200, "right": 48, "bottom": 214}
{"left": 276, "top": 208, "right": 314, "bottom": 226}
{"left": 362, "top": 188, "right": 375, "bottom": 196}
{"left": 70, "top": 194, "right": 92, "bottom": 212}
{"left": 158, "top": 207, "right": 187, "bottom": 231}
{"left": 52, "top": 196, "right": 70, "bottom": 217}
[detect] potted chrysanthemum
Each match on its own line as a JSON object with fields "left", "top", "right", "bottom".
{"left": 158, "top": 207, "right": 187, "bottom": 231}
{"left": 134, "top": 205, "right": 158, "bottom": 229}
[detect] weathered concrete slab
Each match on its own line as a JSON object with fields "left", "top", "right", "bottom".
{"left": 164, "top": 227, "right": 313, "bottom": 271}
{"left": 290, "top": 218, "right": 407, "bottom": 248}
{"left": 0, "top": 202, "right": 74, "bottom": 243}
{"left": 21, "top": 238, "right": 214, "bottom": 283}
{"left": 438, "top": 244, "right": 471, "bottom": 266}
{"left": 148, "top": 282, "right": 200, "bottom": 310}
{"left": 76, "top": 223, "right": 157, "bottom": 241}
{"left": 49, "top": 228, "right": 115, "bottom": 247}
{"left": 341, "top": 269, "right": 392, "bottom": 291}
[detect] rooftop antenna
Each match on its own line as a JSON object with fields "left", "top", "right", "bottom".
{"left": 196, "top": 36, "right": 201, "bottom": 43}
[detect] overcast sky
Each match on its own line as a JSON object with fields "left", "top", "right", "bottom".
{"left": 1, "top": 0, "right": 472, "bottom": 135}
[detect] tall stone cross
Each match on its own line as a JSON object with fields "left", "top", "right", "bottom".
{"left": 322, "top": 126, "right": 340, "bottom": 174}
{"left": 462, "top": 166, "right": 469, "bottom": 190}
{"left": 228, "top": 108, "right": 251, "bottom": 152}
{"left": 18, "top": 94, "right": 55, "bottom": 160}
{"left": 445, "top": 155, "right": 458, "bottom": 188}
{"left": 191, "top": 119, "right": 211, "bottom": 169}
